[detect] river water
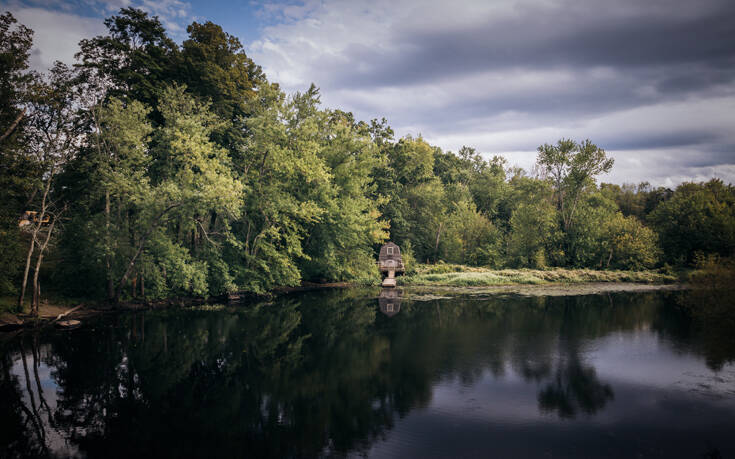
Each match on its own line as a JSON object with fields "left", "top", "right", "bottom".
{"left": 2, "top": 289, "right": 734, "bottom": 458}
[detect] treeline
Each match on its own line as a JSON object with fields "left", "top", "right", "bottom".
{"left": 1, "top": 10, "right": 734, "bottom": 309}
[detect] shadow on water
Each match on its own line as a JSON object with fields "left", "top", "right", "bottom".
{"left": 1, "top": 289, "right": 735, "bottom": 458}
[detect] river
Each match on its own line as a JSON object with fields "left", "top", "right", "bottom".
{"left": 2, "top": 289, "right": 734, "bottom": 458}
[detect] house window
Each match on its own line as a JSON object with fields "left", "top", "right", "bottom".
{"left": 387, "top": 247, "right": 394, "bottom": 255}
{"left": 387, "top": 303, "right": 394, "bottom": 312}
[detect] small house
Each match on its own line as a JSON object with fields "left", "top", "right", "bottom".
{"left": 378, "top": 242, "right": 404, "bottom": 274}
{"left": 378, "top": 242, "right": 404, "bottom": 287}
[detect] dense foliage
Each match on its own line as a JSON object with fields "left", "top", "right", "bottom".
{"left": 1, "top": 9, "right": 734, "bottom": 307}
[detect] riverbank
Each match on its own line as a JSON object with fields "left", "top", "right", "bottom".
{"left": 0, "top": 266, "right": 682, "bottom": 331}
{"left": 398, "top": 264, "right": 678, "bottom": 287}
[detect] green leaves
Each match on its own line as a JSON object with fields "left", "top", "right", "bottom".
{"left": 536, "top": 138, "right": 614, "bottom": 232}
{"left": 650, "top": 179, "right": 735, "bottom": 264}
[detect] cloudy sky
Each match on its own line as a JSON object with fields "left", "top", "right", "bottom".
{"left": 3, "top": 0, "right": 734, "bottom": 186}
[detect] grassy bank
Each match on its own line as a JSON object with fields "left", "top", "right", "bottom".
{"left": 398, "top": 264, "right": 678, "bottom": 287}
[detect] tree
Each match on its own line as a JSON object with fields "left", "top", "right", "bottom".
{"left": 649, "top": 179, "right": 735, "bottom": 264}
{"left": 377, "top": 136, "right": 448, "bottom": 262}
{"left": 231, "top": 82, "right": 327, "bottom": 292}
{"left": 536, "top": 139, "right": 614, "bottom": 232}
{"left": 0, "top": 12, "right": 37, "bottom": 298}
{"left": 18, "top": 63, "right": 84, "bottom": 314}
{"left": 76, "top": 8, "right": 179, "bottom": 110}
{"left": 179, "top": 21, "right": 264, "bottom": 151}
{"left": 111, "top": 85, "right": 243, "bottom": 301}
{"left": 299, "top": 99, "right": 389, "bottom": 282}
{"left": 507, "top": 200, "right": 561, "bottom": 268}
{"left": 602, "top": 213, "right": 660, "bottom": 270}
{"left": 0, "top": 12, "right": 33, "bottom": 142}
{"left": 440, "top": 199, "right": 502, "bottom": 266}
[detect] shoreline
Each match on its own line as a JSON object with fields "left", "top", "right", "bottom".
{"left": 1, "top": 278, "right": 686, "bottom": 334}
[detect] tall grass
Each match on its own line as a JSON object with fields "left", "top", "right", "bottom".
{"left": 399, "top": 265, "right": 676, "bottom": 286}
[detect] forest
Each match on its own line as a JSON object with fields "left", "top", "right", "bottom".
{"left": 1, "top": 9, "right": 734, "bottom": 312}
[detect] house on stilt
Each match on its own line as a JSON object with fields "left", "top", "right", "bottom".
{"left": 378, "top": 242, "right": 404, "bottom": 287}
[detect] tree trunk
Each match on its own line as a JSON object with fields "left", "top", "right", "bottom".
{"left": 0, "top": 108, "right": 25, "bottom": 142}
{"left": 20, "top": 342, "right": 45, "bottom": 443}
{"left": 18, "top": 237, "right": 35, "bottom": 310}
{"left": 434, "top": 222, "right": 444, "bottom": 262}
{"left": 31, "top": 211, "right": 58, "bottom": 316}
{"left": 19, "top": 171, "right": 54, "bottom": 311}
{"left": 105, "top": 190, "right": 114, "bottom": 300}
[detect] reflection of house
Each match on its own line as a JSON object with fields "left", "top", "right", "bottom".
{"left": 379, "top": 288, "right": 402, "bottom": 317}
{"left": 378, "top": 242, "right": 404, "bottom": 287}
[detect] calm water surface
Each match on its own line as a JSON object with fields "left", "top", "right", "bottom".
{"left": 2, "top": 289, "right": 734, "bottom": 458}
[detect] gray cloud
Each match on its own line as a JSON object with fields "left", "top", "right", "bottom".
{"left": 247, "top": 0, "right": 735, "bottom": 186}
{"left": 307, "top": 0, "right": 735, "bottom": 90}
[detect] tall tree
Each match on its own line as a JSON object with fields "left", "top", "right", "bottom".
{"left": 179, "top": 21, "right": 264, "bottom": 151}
{"left": 536, "top": 139, "right": 614, "bottom": 231}
{"left": 18, "top": 63, "right": 84, "bottom": 313}
{"left": 0, "top": 12, "right": 37, "bottom": 297}
{"left": 76, "top": 8, "right": 179, "bottom": 110}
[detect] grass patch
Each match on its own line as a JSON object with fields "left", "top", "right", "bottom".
{"left": 399, "top": 265, "right": 677, "bottom": 287}
{"left": 190, "top": 304, "right": 227, "bottom": 311}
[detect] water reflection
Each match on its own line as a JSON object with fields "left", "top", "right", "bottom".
{"left": 1, "top": 290, "right": 735, "bottom": 458}
{"left": 378, "top": 289, "right": 402, "bottom": 317}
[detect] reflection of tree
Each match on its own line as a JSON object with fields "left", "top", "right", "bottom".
{"left": 532, "top": 298, "right": 617, "bottom": 418}
{"left": 537, "top": 356, "right": 613, "bottom": 418}
{"left": 657, "top": 279, "right": 735, "bottom": 371}
{"left": 6, "top": 289, "right": 727, "bottom": 457}
{"left": 0, "top": 336, "right": 53, "bottom": 458}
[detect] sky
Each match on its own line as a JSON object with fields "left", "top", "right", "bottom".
{"left": 3, "top": 0, "right": 734, "bottom": 187}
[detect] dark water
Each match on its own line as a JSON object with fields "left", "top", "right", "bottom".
{"left": 2, "top": 289, "right": 735, "bottom": 458}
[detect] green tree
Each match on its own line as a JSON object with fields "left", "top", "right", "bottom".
{"left": 231, "top": 82, "right": 328, "bottom": 292}
{"left": 0, "top": 12, "right": 36, "bottom": 298}
{"left": 507, "top": 200, "right": 561, "bottom": 268}
{"left": 76, "top": 8, "right": 179, "bottom": 110}
{"left": 536, "top": 139, "right": 614, "bottom": 232}
{"left": 179, "top": 21, "right": 264, "bottom": 151}
{"left": 649, "top": 179, "right": 735, "bottom": 264}
{"left": 440, "top": 199, "right": 502, "bottom": 266}
{"left": 602, "top": 212, "right": 660, "bottom": 270}
{"left": 299, "top": 99, "right": 389, "bottom": 282}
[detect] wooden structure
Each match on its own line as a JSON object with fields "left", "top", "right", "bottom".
{"left": 18, "top": 211, "right": 49, "bottom": 228}
{"left": 378, "top": 288, "right": 402, "bottom": 317}
{"left": 378, "top": 242, "right": 404, "bottom": 287}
